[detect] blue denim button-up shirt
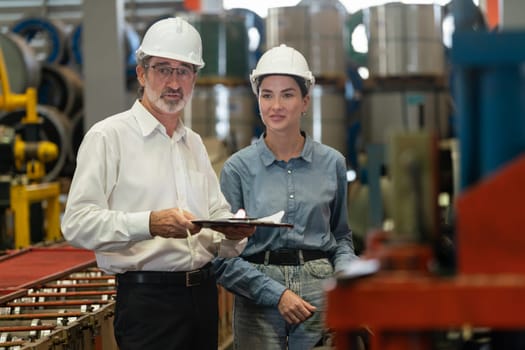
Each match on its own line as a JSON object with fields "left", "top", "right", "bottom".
{"left": 213, "top": 133, "right": 357, "bottom": 306}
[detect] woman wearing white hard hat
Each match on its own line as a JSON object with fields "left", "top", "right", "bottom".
{"left": 213, "top": 44, "right": 358, "bottom": 349}
{"left": 61, "top": 17, "right": 254, "bottom": 350}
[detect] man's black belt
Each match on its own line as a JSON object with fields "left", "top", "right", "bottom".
{"left": 243, "top": 249, "right": 329, "bottom": 265}
{"left": 116, "top": 263, "right": 213, "bottom": 287}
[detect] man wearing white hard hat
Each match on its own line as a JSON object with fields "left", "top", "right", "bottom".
{"left": 213, "top": 44, "right": 358, "bottom": 349}
{"left": 61, "top": 17, "right": 254, "bottom": 350}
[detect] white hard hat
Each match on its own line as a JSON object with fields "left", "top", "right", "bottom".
{"left": 249, "top": 44, "right": 315, "bottom": 95}
{"left": 136, "top": 17, "right": 205, "bottom": 69}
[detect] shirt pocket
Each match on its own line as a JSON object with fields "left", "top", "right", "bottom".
{"left": 185, "top": 170, "right": 209, "bottom": 215}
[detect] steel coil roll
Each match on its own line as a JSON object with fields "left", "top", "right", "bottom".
{"left": 266, "top": 0, "right": 348, "bottom": 81}
{"left": 38, "top": 63, "right": 84, "bottom": 118}
{"left": 185, "top": 84, "right": 257, "bottom": 151}
{"left": 364, "top": 3, "right": 445, "bottom": 77}
{"left": 0, "top": 32, "right": 41, "bottom": 94}
{"left": 11, "top": 17, "right": 70, "bottom": 64}
{"left": 184, "top": 13, "right": 250, "bottom": 82}
{"left": 361, "top": 89, "right": 450, "bottom": 145}
{"left": 226, "top": 8, "right": 265, "bottom": 71}
{"left": 302, "top": 84, "right": 348, "bottom": 157}
{"left": 69, "top": 23, "right": 82, "bottom": 67}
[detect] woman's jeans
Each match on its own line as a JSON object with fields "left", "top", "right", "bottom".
{"left": 233, "top": 258, "right": 334, "bottom": 350}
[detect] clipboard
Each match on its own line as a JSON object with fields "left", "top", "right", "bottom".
{"left": 192, "top": 218, "right": 294, "bottom": 228}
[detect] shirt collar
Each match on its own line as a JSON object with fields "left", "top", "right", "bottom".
{"left": 257, "top": 131, "right": 313, "bottom": 166}
{"left": 132, "top": 100, "right": 187, "bottom": 141}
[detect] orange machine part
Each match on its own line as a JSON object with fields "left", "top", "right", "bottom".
{"left": 456, "top": 154, "right": 525, "bottom": 275}
{"left": 326, "top": 272, "right": 525, "bottom": 350}
{"left": 486, "top": 0, "right": 499, "bottom": 29}
{"left": 184, "top": 0, "right": 200, "bottom": 11}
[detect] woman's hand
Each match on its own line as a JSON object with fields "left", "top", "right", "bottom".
{"left": 210, "top": 224, "right": 256, "bottom": 240}
{"left": 277, "top": 289, "right": 317, "bottom": 324}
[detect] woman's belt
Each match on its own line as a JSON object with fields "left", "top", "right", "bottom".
{"left": 243, "top": 249, "right": 329, "bottom": 265}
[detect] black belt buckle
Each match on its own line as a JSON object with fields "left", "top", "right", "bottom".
{"left": 186, "top": 269, "right": 202, "bottom": 287}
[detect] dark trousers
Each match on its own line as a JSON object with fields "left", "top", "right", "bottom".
{"left": 113, "top": 274, "right": 218, "bottom": 350}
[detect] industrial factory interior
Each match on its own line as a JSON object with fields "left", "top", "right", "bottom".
{"left": 0, "top": 0, "right": 524, "bottom": 349}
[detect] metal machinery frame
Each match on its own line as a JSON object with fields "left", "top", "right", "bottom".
{"left": 0, "top": 246, "right": 118, "bottom": 350}
{"left": 325, "top": 9, "right": 525, "bottom": 350}
{"left": 9, "top": 182, "right": 61, "bottom": 248}
{"left": 0, "top": 246, "right": 236, "bottom": 349}
{"left": 0, "top": 47, "right": 61, "bottom": 249}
